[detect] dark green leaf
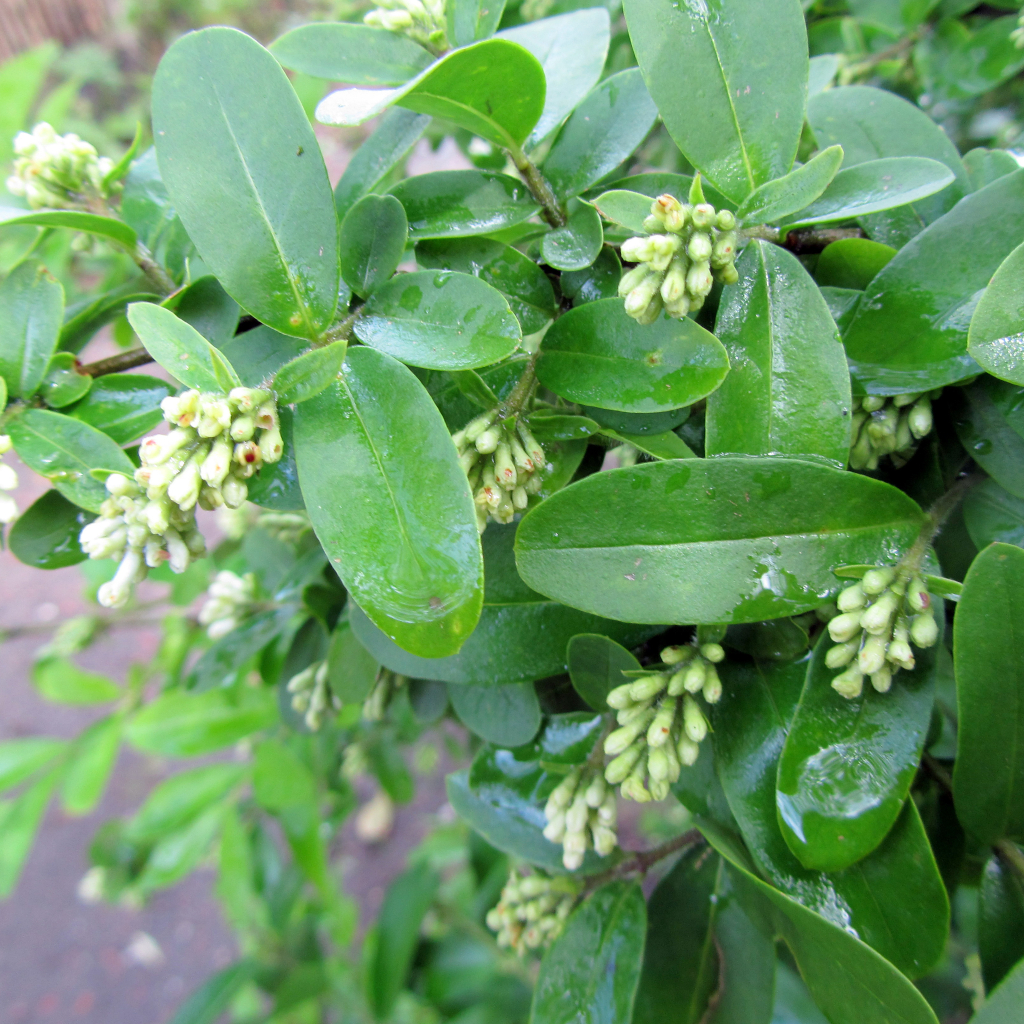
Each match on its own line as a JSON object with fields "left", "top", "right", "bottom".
{"left": 537, "top": 298, "right": 729, "bottom": 413}
{"left": 0, "top": 771, "right": 58, "bottom": 896}
{"left": 448, "top": 682, "right": 541, "bottom": 747}
{"left": 448, "top": 369, "right": 498, "bottom": 410}
{"left": 448, "top": 0, "right": 506, "bottom": 47}
{"left": 187, "top": 608, "right": 294, "bottom": 692}
{"left": 515, "top": 457, "right": 926, "bottom": 625}
{"left": 8, "top": 408, "right": 135, "bottom": 512}
{"left": 970, "top": 956, "right": 1024, "bottom": 1024}
{"left": 559, "top": 245, "right": 621, "bottom": 305}
{"left": 842, "top": 170, "right": 1024, "bottom": 393}
{"left": 353, "top": 270, "right": 521, "bottom": 370}
{"left": 601, "top": 426, "right": 696, "bottom": 460}
{"left": 269, "top": 22, "right": 432, "bottom": 85}
{"left": 218, "top": 325, "right": 307, "bottom": 388}
{"left": 530, "top": 881, "right": 646, "bottom": 1024}
{"left": 326, "top": 617, "right": 379, "bottom": 704}
{"left": 272, "top": 341, "right": 347, "bottom": 405}
{"left": 964, "top": 478, "right": 1024, "bottom": 550}
{"left": 33, "top": 657, "right": 119, "bottom": 704}
{"left": 968, "top": 240, "right": 1024, "bottom": 386}
{"left": 623, "top": 0, "right": 808, "bottom": 202}
{"left": 246, "top": 407, "right": 304, "bottom": 510}
{"left": 166, "top": 961, "right": 257, "bottom": 1024}
{"left": 979, "top": 853, "right": 1024, "bottom": 993}
{"left": 0, "top": 738, "right": 66, "bottom": 795}
{"left": 61, "top": 714, "right": 122, "bottom": 816}
{"left": 65, "top": 372, "right": 171, "bottom": 444}
{"left": 168, "top": 276, "right": 240, "bottom": 347}
{"left": 0, "top": 259, "right": 63, "bottom": 398}
{"left": 0, "top": 208, "right": 136, "bottom": 247}
{"left": 38, "top": 351, "right": 91, "bottom": 408}
{"left": 953, "top": 542, "right": 1024, "bottom": 845}
{"left": 526, "top": 413, "right": 600, "bottom": 441}
{"left": 771, "top": 962, "right": 828, "bottom": 1024}
{"left": 736, "top": 146, "right": 843, "bottom": 227}
{"left": 567, "top": 633, "right": 641, "bottom": 711}
{"left": 951, "top": 377, "right": 1024, "bottom": 499}
{"left": 815, "top": 238, "right": 896, "bottom": 290}
{"left": 539, "top": 200, "right": 603, "bottom": 272}
{"left": 392, "top": 170, "right": 539, "bottom": 239}
{"left": 340, "top": 193, "right": 408, "bottom": 299}
{"left": 707, "top": 240, "right": 851, "bottom": 468}
{"left": 294, "top": 347, "right": 483, "bottom": 658}
{"left": 153, "top": 27, "right": 339, "bottom": 340}
{"left": 137, "top": 805, "right": 225, "bottom": 893}
{"left": 8, "top": 489, "right": 93, "bottom": 569}
{"left": 58, "top": 279, "right": 159, "bottom": 355}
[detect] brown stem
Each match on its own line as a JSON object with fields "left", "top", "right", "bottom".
{"left": 742, "top": 225, "right": 867, "bottom": 254}
{"left": 81, "top": 347, "right": 155, "bottom": 377}
{"left": 922, "top": 751, "right": 954, "bottom": 793}
{"left": 904, "top": 471, "right": 984, "bottom": 570}
{"left": 584, "top": 828, "right": 705, "bottom": 891}
{"left": 509, "top": 145, "right": 567, "bottom": 229}
{"left": 995, "top": 840, "right": 1024, "bottom": 885}
{"left": 128, "top": 240, "right": 177, "bottom": 296}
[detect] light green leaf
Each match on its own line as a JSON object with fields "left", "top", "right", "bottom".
{"left": 971, "top": 956, "right": 1024, "bottom": 1024}
{"left": 138, "top": 804, "right": 225, "bottom": 892}
{"left": 0, "top": 738, "right": 66, "bottom": 794}
{"left": 0, "top": 208, "right": 137, "bottom": 247}
{"left": 448, "top": 0, "right": 506, "bottom": 47}
{"left": 61, "top": 715, "right": 122, "bottom": 816}
{"left": 0, "top": 259, "right": 63, "bottom": 398}
{"left": 126, "top": 764, "right": 249, "bottom": 842}
{"left": 592, "top": 190, "right": 654, "bottom": 233}
{"left": 0, "top": 770, "right": 58, "bottom": 897}
{"left": 272, "top": 341, "right": 346, "bottom": 405}
{"left": 166, "top": 961, "right": 257, "bottom": 1024}
{"left": 736, "top": 146, "right": 844, "bottom": 227}
{"left": 253, "top": 739, "right": 317, "bottom": 810}
{"left": 815, "top": 238, "right": 896, "bottom": 290}
{"left": 968, "top": 240, "right": 1024, "bottom": 386}
{"left": 39, "top": 352, "right": 92, "bottom": 409}
{"left": 32, "top": 657, "right": 120, "bottom": 704}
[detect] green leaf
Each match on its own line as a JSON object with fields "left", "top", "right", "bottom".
{"left": 953, "top": 542, "right": 1024, "bottom": 846}
{"left": 128, "top": 302, "right": 240, "bottom": 392}
{"left": 592, "top": 190, "right": 654, "bottom": 233}
{"left": 126, "top": 687, "right": 277, "bottom": 757}
{"left": 541, "top": 69, "right": 658, "bottom": 200}
{"left": 0, "top": 738, "right": 65, "bottom": 794}
{"left": 219, "top": 325, "right": 307, "bottom": 388}
{"left": 416, "top": 237, "right": 556, "bottom": 335}
{"left": 272, "top": 341, "right": 347, "bottom": 405}
{"left": 979, "top": 853, "right": 1024, "bottom": 993}
{"left": 706, "top": 240, "right": 851, "bottom": 468}
{"left": 0, "top": 259, "right": 63, "bottom": 398}
{"left": 317, "top": 39, "right": 545, "bottom": 152}
{"left": 0, "top": 770, "right": 58, "bottom": 897}
{"left": 61, "top": 714, "right": 122, "bottom": 816}
{"left": 0, "top": 208, "right": 137, "bottom": 247}
{"left": 349, "top": 524, "right": 658, "bottom": 683}
{"left": 126, "top": 764, "right": 248, "bottom": 842}
{"left": 623, "top": 0, "right": 808, "bottom": 203}
{"left": 8, "top": 489, "right": 92, "bottom": 569}
{"left": 65, "top": 373, "right": 175, "bottom": 444}
{"left": 633, "top": 848, "right": 720, "bottom": 1024}
{"left": 736, "top": 146, "right": 844, "bottom": 227}
{"left": 777, "top": 627, "right": 938, "bottom": 871}
{"left": 7, "top": 408, "right": 135, "bottom": 512}
{"left": 294, "top": 347, "right": 483, "bottom": 658}
{"left": 168, "top": 276, "right": 240, "bottom": 347}
{"left": 38, "top": 352, "right": 92, "bottom": 408}
{"left": 968, "top": 240, "right": 1024, "bottom": 386}
{"left": 964, "top": 478, "right": 1024, "bottom": 550}
{"left": 516, "top": 457, "right": 926, "bottom": 625}
{"left": 166, "top": 961, "right": 257, "bottom": 1024}
{"left": 333, "top": 107, "right": 429, "bottom": 221}
{"left": 528, "top": 413, "right": 601, "bottom": 441}
{"left": 842, "top": 170, "right": 1024, "bottom": 393}
{"left": 392, "top": 170, "right": 539, "bottom": 239}
{"left": 353, "top": 270, "right": 521, "bottom": 370}
{"left": 448, "top": 682, "right": 541, "bottom": 747}
{"left": 32, "top": 657, "right": 120, "bottom": 704}
{"left": 952, "top": 378, "right": 1024, "bottom": 499}
{"left": 187, "top": 608, "right": 294, "bottom": 692}
{"left": 497, "top": 9, "right": 610, "bottom": 145}
{"left": 368, "top": 862, "right": 439, "bottom": 1020}
{"left": 326, "top": 616, "right": 379, "bottom": 704}
{"left": 59, "top": 280, "right": 160, "bottom": 355}
{"left": 0, "top": 42, "right": 58, "bottom": 169}
{"left": 448, "top": 0, "right": 506, "bottom": 47}
{"left": 815, "top": 238, "right": 896, "bottom": 290}
{"left": 253, "top": 738, "right": 317, "bottom": 810}
{"left": 153, "top": 27, "right": 339, "bottom": 340}
{"left": 602, "top": 426, "right": 696, "bottom": 461}
{"left": 138, "top": 804, "right": 225, "bottom": 893}
{"left": 540, "top": 200, "right": 604, "bottom": 272}
{"left": 340, "top": 193, "right": 408, "bottom": 300}
{"left": 269, "top": 22, "right": 432, "bottom": 84}
{"left": 530, "top": 881, "right": 646, "bottom": 1024}
{"left": 970, "top": 956, "right": 1024, "bottom": 1024}
{"left": 537, "top": 298, "right": 729, "bottom": 413}
{"left": 567, "top": 633, "right": 641, "bottom": 711}
{"left": 963, "top": 147, "right": 1021, "bottom": 192}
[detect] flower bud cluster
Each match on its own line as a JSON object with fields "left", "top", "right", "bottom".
{"left": 363, "top": 669, "right": 407, "bottom": 722}
{"left": 78, "top": 388, "right": 282, "bottom": 609}
{"left": 603, "top": 640, "right": 724, "bottom": 802}
{"left": 542, "top": 764, "right": 617, "bottom": 870}
{"left": 6, "top": 123, "right": 118, "bottom": 210}
{"left": 287, "top": 660, "right": 340, "bottom": 731}
{"left": 341, "top": 741, "right": 369, "bottom": 781}
{"left": 256, "top": 511, "right": 309, "bottom": 545}
{"left": 364, "top": 0, "right": 447, "bottom": 51}
{"left": 849, "top": 391, "right": 939, "bottom": 471}
{"left": 198, "top": 570, "right": 256, "bottom": 640}
{"left": 0, "top": 435, "right": 18, "bottom": 524}
{"left": 452, "top": 410, "right": 547, "bottom": 531}
{"left": 618, "top": 187, "right": 738, "bottom": 324}
{"left": 486, "top": 868, "right": 582, "bottom": 954}
{"left": 826, "top": 567, "right": 939, "bottom": 699}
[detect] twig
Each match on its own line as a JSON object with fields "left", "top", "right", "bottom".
{"left": 497, "top": 351, "right": 540, "bottom": 420}
{"left": 127, "top": 239, "right": 177, "bottom": 296}
{"left": 904, "top": 471, "right": 984, "bottom": 570}
{"left": 922, "top": 751, "right": 954, "bottom": 793}
{"left": 508, "top": 145, "right": 567, "bottom": 229}
{"left": 995, "top": 840, "right": 1024, "bottom": 886}
{"left": 742, "top": 225, "right": 867, "bottom": 254}
{"left": 584, "top": 828, "right": 705, "bottom": 891}
{"left": 320, "top": 308, "right": 362, "bottom": 346}
{"left": 81, "top": 347, "right": 155, "bottom": 377}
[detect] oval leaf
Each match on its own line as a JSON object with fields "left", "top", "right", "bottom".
{"left": 567, "top": 633, "right": 641, "bottom": 711}
{"left": 447, "top": 681, "right": 541, "bottom": 747}
{"left": 340, "top": 193, "right": 408, "bottom": 300}
{"left": 0, "top": 259, "right": 63, "bottom": 399}
{"left": 66, "top": 373, "right": 175, "bottom": 445}
{"left": 539, "top": 200, "right": 604, "bottom": 272}
{"left": 272, "top": 341, "right": 347, "bottom": 405}
{"left": 968, "top": 240, "right": 1024, "bottom": 386}
{"left": 0, "top": 207, "right": 137, "bottom": 248}
{"left": 8, "top": 489, "right": 93, "bottom": 569}
{"left": 736, "top": 145, "right": 844, "bottom": 227}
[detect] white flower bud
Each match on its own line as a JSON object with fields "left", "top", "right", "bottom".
{"left": 702, "top": 665, "right": 722, "bottom": 704}
{"left": 870, "top": 666, "right": 892, "bottom": 693}
{"left": 910, "top": 612, "right": 938, "bottom": 648}
{"left": 683, "top": 696, "right": 707, "bottom": 743}
{"left": 0, "top": 463, "right": 18, "bottom": 490}
{"left": 677, "top": 736, "right": 700, "bottom": 766}
{"left": 828, "top": 611, "right": 863, "bottom": 644}
{"left": 831, "top": 665, "right": 864, "bottom": 699}
{"left": 825, "top": 640, "right": 858, "bottom": 669}
{"left": 862, "top": 567, "right": 896, "bottom": 595}
{"left": 858, "top": 633, "right": 888, "bottom": 675}
{"left": 629, "top": 674, "right": 667, "bottom": 701}
{"left": 861, "top": 591, "right": 898, "bottom": 634}
{"left": 621, "top": 236, "right": 657, "bottom": 263}
{"left": 200, "top": 435, "right": 233, "bottom": 486}
{"left": 604, "top": 743, "right": 644, "bottom": 784}
{"left": 255, "top": 401, "right": 279, "bottom": 430}
{"left": 646, "top": 701, "right": 677, "bottom": 747}
{"left": 837, "top": 582, "right": 867, "bottom": 612}
{"left": 606, "top": 682, "right": 635, "bottom": 709}
{"left": 221, "top": 475, "right": 248, "bottom": 509}
{"left": 167, "top": 457, "right": 202, "bottom": 510}
{"left": 0, "top": 492, "right": 17, "bottom": 523}
{"left": 683, "top": 659, "right": 707, "bottom": 694}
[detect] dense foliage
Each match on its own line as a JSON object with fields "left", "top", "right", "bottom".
{"left": 1, "top": 1, "right": 1023, "bottom": 1022}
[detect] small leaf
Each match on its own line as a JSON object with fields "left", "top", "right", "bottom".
{"left": 968, "top": 240, "right": 1024, "bottom": 386}
{"left": 979, "top": 853, "right": 1024, "bottom": 993}
{"left": 0, "top": 738, "right": 66, "bottom": 794}
{"left": 527, "top": 413, "right": 601, "bottom": 441}
{"left": 66, "top": 373, "right": 176, "bottom": 445}
{"left": 592, "top": 190, "right": 654, "bottom": 233}
{"left": 567, "top": 634, "right": 641, "bottom": 711}
{"left": 340, "top": 193, "right": 408, "bottom": 299}
{"left": 8, "top": 490, "right": 93, "bottom": 569}
{"left": 447, "top": 682, "right": 541, "bottom": 747}
{"left": 447, "top": 0, "right": 507, "bottom": 47}
{"left": 560, "top": 247, "right": 622, "bottom": 306}
{"left": 0, "top": 208, "right": 137, "bottom": 247}
{"left": 61, "top": 715, "right": 122, "bottom": 816}
{"left": 0, "top": 771, "right": 59, "bottom": 896}
{"left": 815, "top": 238, "right": 896, "bottom": 290}
{"left": 970, "top": 956, "right": 1024, "bottom": 1024}
{"left": 952, "top": 377, "right": 1024, "bottom": 500}
{"left": 540, "top": 200, "right": 603, "bottom": 272}
{"left": 38, "top": 352, "right": 92, "bottom": 408}
{"left": 186, "top": 608, "right": 294, "bottom": 692}
{"left": 736, "top": 145, "right": 844, "bottom": 226}
{"left": 326, "top": 617, "right": 379, "bottom": 704}
{"left": 33, "top": 657, "right": 120, "bottom": 704}
{"left": 168, "top": 275, "right": 240, "bottom": 347}
{"left": 166, "top": 961, "right": 257, "bottom": 1024}
{"left": 272, "top": 341, "right": 347, "bottom": 405}
{"left": 253, "top": 739, "right": 317, "bottom": 810}
{"left": 0, "top": 259, "right": 64, "bottom": 399}
{"left": 964, "top": 478, "right": 1024, "bottom": 550}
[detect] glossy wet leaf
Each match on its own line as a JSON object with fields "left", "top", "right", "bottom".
{"left": 633, "top": 848, "right": 719, "bottom": 1024}
{"left": 128, "top": 302, "right": 240, "bottom": 392}
{"left": 326, "top": 616, "right": 379, "bottom": 704}
{"left": 539, "top": 200, "right": 603, "bottom": 272}
{"left": 963, "top": 478, "right": 1024, "bottom": 549}
{"left": 735, "top": 146, "right": 843, "bottom": 227}
{"left": 777, "top": 627, "right": 938, "bottom": 871}
{"left": 334, "top": 107, "right": 430, "bottom": 220}
{"left": 8, "top": 408, "right": 135, "bottom": 513}
{"left": 602, "top": 426, "right": 695, "bottom": 461}
{"left": 219, "top": 325, "right": 307, "bottom": 389}
{"left": 972, "top": 957, "right": 1024, "bottom": 1024}
{"left": 340, "top": 193, "right": 408, "bottom": 300}
{"left": 38, "top": 352, "right": 91, "bottom": 408}
{"left": 417, "top": 238, "right": 556, "bottom": 334}
{"left": 8, "top": 489, "right": 92, "bottom": 569}
{"left": 566, "top": 634, "right": 641, "bottom": 711}
{"left": 294, "top": 346, "right": 482, "bottom": 658}
{"left": 33, "top": 657, "right": 120, "bottom": 704}
{"left": 59, "top": 280, "right": 159, "bottom": 355}
{"left": 530, "top": 882, "right": 646, "bottom": 1024}
{"left": 497, "top": 9, "right": 610, "bottom": 145}
{"left": 541, "top": 69, "right": 658, "bottom": 200}
{"left": 953, "top": 542, "right": 1024, "bottom": 846}
{"left": 353, "top": 270, "right": 521, "bottom": 370}
{"left": 712, "top": 656, "right": 948, "bottom": 978}
{"left": 560, "top": 246, "right": 622, "bottom": 306}
{"left": 979, "top": 853, "right": 1024, "bottom": 993}
{"left": 0, "top": 771, "right": 59, "bottom": 897}
{"left": 447, "top": 682, "right": 541, "bottom": 747}
{"left": 169, "top": 276, "right": 240, "bottom": 347}
{"left": 968, "top": 240, "right": 1024, "bottom": 385}
{"left": 623, "top": 0, "right": 807, "bottom": 203}
{"left": 592, "top": 189, "right": 653, "bottom": 233}
{"left": 317, "top": 39, "right": 545, "bottom": 151}
{"left": 61, "top": 715, "right": 121, "bottom": 816}
{"left": 272, "top": 342, "right": 347, "bottom": 406}
{"left": 815, "top": 238, "right": 896, "bottom": 291}
{"left": 706, "top": 240, "right": 851, "bottom": 468}
{"left": 153, "top": 27, "right": 339, "bottom": 340}
{"left": 537, "top": 298, "right": 729, "bottom": 413}
{"left": 0, "top": 207, "right": 137, "bottom": 247}
{"left": 269, "top": 22, "right": 432, "bottom": 85}
{"left": 842, "top": 170, "right": 1024, "bottom": 393}
{"left": 0, "top": 259, "right": 63, "bottom": 399}
{"left": 392, "top": 170, "right": 539, "bottom": 239}
{"left": 963, "top": 147, "right": 1020, "bottom": 192}
{"left": 349, "top": 524, "right": 658, "bottom": 684}
{"left": 516, "top": 457, "right": 926, "bottom": 625}
{"left": 951, "top": 377, "right": 1024, "bottom": 499}
{"left": 245, "top": 408, "right": 304, "bottom": 511}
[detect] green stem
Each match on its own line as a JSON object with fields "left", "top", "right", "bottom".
{"left": 127, "top": 239, "right": 177, "bottom": 296}
{"left": 497, "top": 351, "right": 540, "bottom": 420}
{"left": 320, "top": 309, "right": 361, "bottom": 346}
{"left": 903, "top": 471, "right": 983, "bottom": 572}
{"left": 81, "top": 347, "right": 156, "bottom": 377}
{"left": 508, "top": 144, "right": 567, "bottom": 229}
